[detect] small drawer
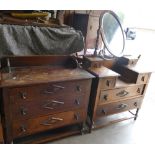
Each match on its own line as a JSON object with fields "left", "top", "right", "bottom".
{"left": 10, "top": 79, "right": 91, "bottom": 102}
{"left": 99, "top": 84, "right": 144, "bottom": 104}
{"left": 96, "top": 97, "right": 143, "bottom": 118}
{"left": 136, "top": 73, "right": 150, "bottom": 84}
{"left": 100, "top": 77, "right": 116, "bottom": 90}
{"left": 12, "top": 94, "right": 88, "bottom": 120}
{"left": 13, "top": 109, "right": 86, "bottom": 138}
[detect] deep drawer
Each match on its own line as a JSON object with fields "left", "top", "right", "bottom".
{"left": 12, "top": 94, "right": 88, "bottom": 120}
{"left": 13, "top": 109, "right": 86, "bottom": 138}
{"left": 99, "top": 84, "right": 144, "bottom": 104}
{"left": 96, "top": 97, "right": 143, "bottom": 118}
{"left": 9, "top": 79, "right": 91, "bottom": 102}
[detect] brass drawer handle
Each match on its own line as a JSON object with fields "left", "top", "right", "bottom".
{"left": 40, "top": 117, "right": 63, "bottom": 126}
{"left": 43, "top": 100, "right": 64, "bottom": 110}
{"left": 116, "top": 104, "right": 128, "bottom": 110}
{"left": 43, "top": 84, "right": 65, "bottom": 94}
{"left": 116, "top": 90, "right": 129, "bottom": 97}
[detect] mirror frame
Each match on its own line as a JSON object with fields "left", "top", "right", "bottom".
{"left": 94, "top": 10, "right": 125, "bottom": 58}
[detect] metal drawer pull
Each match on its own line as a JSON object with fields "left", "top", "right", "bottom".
{"left": 41, "top": 117, "right": 63, "bottom": 126}
{"left": 101, "top": 109, "right": 106, "bottom": 115}
{"left": 102, "top": 94, "right": 108, "bottom": 101}
{"left": 19, "top": 92, "right": 27, "bottom": 99}
{"left": 20, "top": 107, "right": 27, "bottom": 115}
{"left": 116, "top": 104, "right": 128, "bottom": 110}
{"left": 20, "top": 125, "right": 26, "bottom": 132}
{"left": 137, "top": 88, "right": 141, "bottom": 93}
{"left": 116, "top": 90, "right": 129, "bottom": 97}
{"left": 51, "top": 100, "right": 64, "bottom": 105}
{"left": 141, "top": 76, "right": 145, "bottom": 81}
{"left": 76, "top": 86, "right": 81, "bottom": 92}
{"left": 52, "top": 84, "right": 65, "bottom": 89}
{"left": 134, "top": 102, "right": 137, "bottom": 107}
{"left": 44, "top": 90, "right": 55, "bottom": 94}
{"left": 43, "top": 100, "right": 64, "bottom": 110}
{"left": 106, "top": 80, "right": 110, "bottom": 87}
{"left": 74, "top": 114, "right": 80, "bottom": 120}
{"left": 75, "top": 99, "right": 80, "bottom": 105}
{"left": 43, "top": 85, "right": 65, "bottom": 94}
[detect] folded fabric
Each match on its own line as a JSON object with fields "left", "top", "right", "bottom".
{"left": 0, "top": 24, "right": 84, "bottom": 56}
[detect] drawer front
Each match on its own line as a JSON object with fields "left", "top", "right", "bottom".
{"left": 10, "top": 79, "right": 91, "bottom": 102}
{"left": 100, "top": 77, "right": 116, "bottom": 90}
{"left": 96, "top": 97, "right": 143, "bottom": 118}
{"left": 12, "top": 94, "right": 88, "bottom": 120}
{"left": 13, "top": 109, "right": 86, "bottom": 138}
{"left": 99, "top": 84, "right": 144, "bottom": 104}
{"left": 136, "top": 73, "right": 149, "bottom": 84}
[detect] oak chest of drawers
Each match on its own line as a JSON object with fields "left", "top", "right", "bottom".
{"left": 0, "top": 56, "right": 94, "bottom": 143}
{"left": 86, "top": 62, "right": 151, "bottom": 130}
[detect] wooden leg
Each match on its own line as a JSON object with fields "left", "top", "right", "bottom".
{"left": 80, "top": 123, "right": 85, "bottom": 135}
{"left": 86, "top": 117, "right": 93, "bottom": 133}
{"left": 134, "top": 108, "right": 139, "bottom": 120}
{"left": 88, "top": 123, "right": 92, "bottom": 133}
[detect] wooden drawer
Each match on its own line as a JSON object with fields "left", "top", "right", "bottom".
{"left": 99, "top": 84, "right": 144, "bottom": 104}
{"left": 10, "top": 79, "right": 91, "bottom": 102}
{"left": 100, "top": 77, "right": 116, "bottom": 90}
{"left": 13, "top": 109, "right": 86, "bottom": 138}
{"left": 12, "top": 94, "right": 88, "bottom": 120}
{"left": 113, "top": 64, "right": 150, "bottom": 84}
{"left": 120, "top": 73, "right": 150, "bottom": 84}
{"left": 96, "top": 97, "right": 143, "bottom": 118}
{"left": 136, "top": 73, "right": 150, "bottom": 84}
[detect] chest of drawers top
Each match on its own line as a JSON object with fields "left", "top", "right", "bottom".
{"left": 0, "top": 56, "right": 94, "bottom": 88}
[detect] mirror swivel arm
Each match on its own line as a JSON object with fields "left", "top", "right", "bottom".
{"left": 94, "top": 28, "right": 101, "bottom": 56}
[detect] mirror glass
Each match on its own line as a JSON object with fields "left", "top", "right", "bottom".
{"left": 100, "top": 11, "right": 125, "bottom": 57}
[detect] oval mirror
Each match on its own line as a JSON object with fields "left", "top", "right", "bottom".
{"left": 96, "top": 10, "right": 125, "bottom": 58}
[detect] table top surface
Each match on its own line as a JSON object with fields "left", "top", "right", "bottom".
{"left": 0, "top": 66, "right": 94, "bottom": 87}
